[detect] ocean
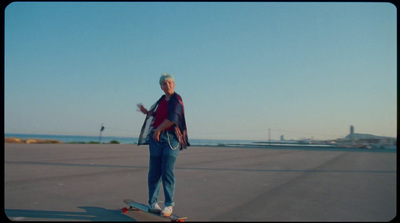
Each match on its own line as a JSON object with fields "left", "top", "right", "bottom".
{"left": 4, "top": 133, "right": 255, "bottom": 147}
{"left": 4, "top": 133, "right": 396, "bottom": 152}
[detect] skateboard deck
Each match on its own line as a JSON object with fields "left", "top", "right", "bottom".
{"left": 122, "top": 199, "right": 187, "bottom": 222}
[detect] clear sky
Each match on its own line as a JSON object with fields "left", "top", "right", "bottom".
{"left": 4, "top": 2, "right": 397, "bottom": 141}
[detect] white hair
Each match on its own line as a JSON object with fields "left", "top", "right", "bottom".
{"left": 159, "top": 73, "right": 175, "bottom": 85}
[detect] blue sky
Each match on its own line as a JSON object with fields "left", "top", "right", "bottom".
{"left": 4, "top": 2, "right": 397, "bottom": 140}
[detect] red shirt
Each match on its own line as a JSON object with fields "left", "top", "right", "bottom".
{"left": 152, "top": 98, "right": 174, "bottom": 131}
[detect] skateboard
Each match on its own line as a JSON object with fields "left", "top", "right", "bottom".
{"left": 122, "top": 199, "right": 187, "bottom": 222}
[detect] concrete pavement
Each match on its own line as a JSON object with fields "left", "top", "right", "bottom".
{"left": 4, "top": 144, "right": 396, "bottom": 221}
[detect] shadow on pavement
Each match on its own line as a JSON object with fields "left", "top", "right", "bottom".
{"left": 5, "top": 206, "right": 135, "bottom": 221}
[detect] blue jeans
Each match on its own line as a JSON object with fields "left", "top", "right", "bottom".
{"left": 148, "top": 131, "right": 179, "bottom": 207}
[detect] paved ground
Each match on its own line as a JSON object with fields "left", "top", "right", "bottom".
{"left": 4, "top": 143, "right": 396, "bottom": 221}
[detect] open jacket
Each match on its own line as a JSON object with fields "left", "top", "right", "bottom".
{"left": 138, "top": 92, "right": 190, "bottom": 150}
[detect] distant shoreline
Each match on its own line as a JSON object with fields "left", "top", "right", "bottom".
{"left": 4, "top": 137, "right": 121, "bottom": 144}
{"left": 4, "top": 137, "right": 396, "bottom": 153}
{"left": 4, "top": 132, "right": 396, "bottom": 152}
{"left": 5, "top": 137, "right": 62, "bottom": 144}
{"left": 3, "top": 133, "right": 256, "bottom": 146}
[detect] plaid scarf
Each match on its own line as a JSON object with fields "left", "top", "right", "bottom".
{"left": 138, "top": 92, "right": 190, "bottom": 150}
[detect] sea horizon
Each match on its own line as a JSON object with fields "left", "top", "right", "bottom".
{"left": 4, "top": 133, "right": 396, "bottom": 152}
{"left": 4, "top": 133, "right": 257, "bottom": 146}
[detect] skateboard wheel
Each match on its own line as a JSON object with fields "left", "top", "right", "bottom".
{"left": 122, "top": 207, "right": 128, "bottom": 213}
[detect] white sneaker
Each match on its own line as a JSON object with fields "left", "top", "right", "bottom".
{"left": 161, "top": 206, "right": 173, "bottom": 217}
{"left": 149, "top": 203, "right": 161, "bottom": 213}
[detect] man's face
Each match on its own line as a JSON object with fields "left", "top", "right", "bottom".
{"left": 161, "top": 79, "right": 175, "bottom": 95}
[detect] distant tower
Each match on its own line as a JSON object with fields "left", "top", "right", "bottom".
{"left": 280, "top": 135, "right": 284, "bottom": 141}
{"left": 350, "top": 125, "right": 354, "bottom": 141}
